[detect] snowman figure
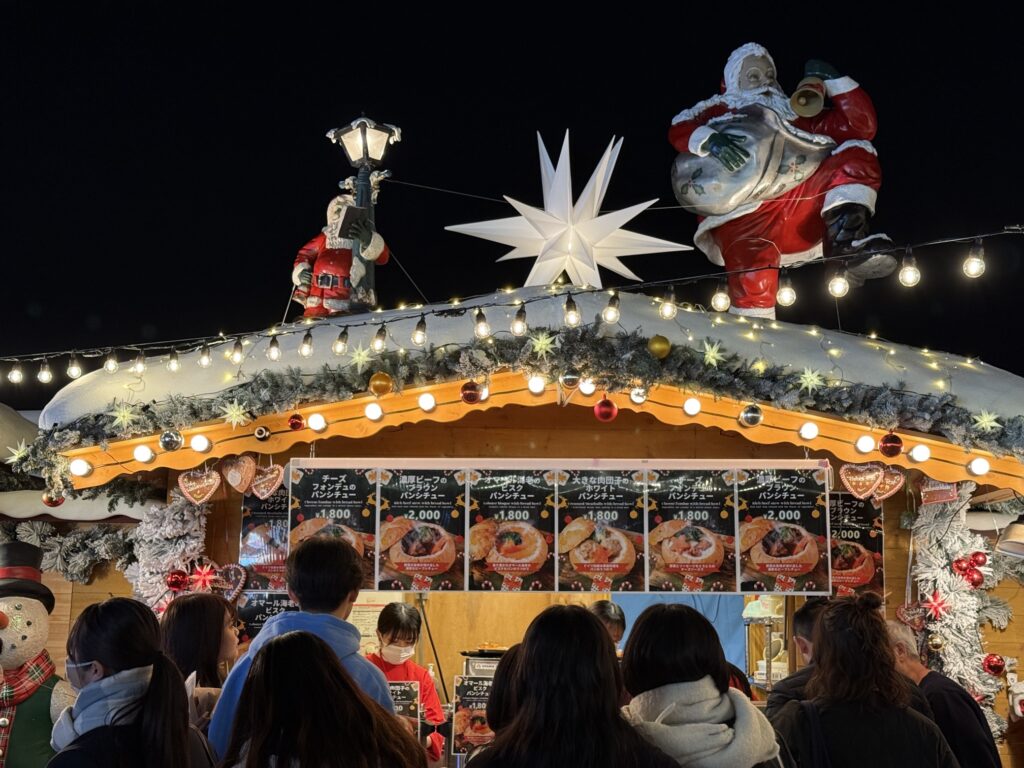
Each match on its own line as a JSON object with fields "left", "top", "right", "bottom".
{"left": 0, "top": 542, "right": 75, "bottom": 767}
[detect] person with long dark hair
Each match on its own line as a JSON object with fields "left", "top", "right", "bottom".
{"left": 771, "top": 593, "right": 959, "bottom": 767}
{"left": 621, "top": 603, "right": 786, "bottom": 767}
{"left": 221, "top": 630, "right": 425, "bottom": 768}
{"left": 48, "top": 597, "right": 214, "bottom": 768}
{"left": 466, "top": 604, "right": 677, "bottom": 768}
{"left": 365, "top": 603, "right": 445, "bottom": 761}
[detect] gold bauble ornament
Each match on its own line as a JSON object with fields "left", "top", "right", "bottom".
{"left": 648, "top": 335, "right": 672, "bottom": 360}
{"left": 368, "top": 371, "right": 394, "bottom": 397}
{"left": 927, "top": 633, "right": 945, "bottom": 652}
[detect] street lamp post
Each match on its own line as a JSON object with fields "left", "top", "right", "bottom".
{"left": 327, "top": 117, "right": 401, "bottom": 311}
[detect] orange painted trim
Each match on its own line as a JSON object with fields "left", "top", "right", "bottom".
{"left": 61, "top": 372, "right": 1023, "bottom": 493}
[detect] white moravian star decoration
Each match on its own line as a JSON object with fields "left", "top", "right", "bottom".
{"left": 445, "top": 132, "right": 690, "bottom": 288}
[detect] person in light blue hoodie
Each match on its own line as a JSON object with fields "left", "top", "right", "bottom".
{"left": 207, "top": 536, "right": 394, "bottom": 758}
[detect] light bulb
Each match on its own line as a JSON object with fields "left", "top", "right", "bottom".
{"left": 527, "top": 375, "right": 546, "bottom": 394}
{"left": 103, "top": 353, "right": 119, "bottom": 374}
{"left": 564, "top": 294, "right": 581, "bottom": 327}
{"left": 333, "top": 328, "right": 349, "bottom": 356}
{"left": 6, "top": 365, "right": 23, "bottom": 384}
{"left": 579, "top": 378, "right": 597, "bottom": 396}
{"left": 601, "top": 294, "right": 621, "bottom": 324}
{"left": 308, "top": 413, "right": 327, "bottom": 432}
{"left": 511, "top": 305, "right": 528, "bottom": 336}
{"left": 190, "top": 434, "right": 212, "bottom": 453}
{"left": 711, "top": 283, "right": 731, "bottom": 312}
{"left": 198, "top": 344, "right": 212, "bottom": 368}
{"left": 166, "top": 351, "right": 181, "bottom": 372}
{"left": 365, "top": 402, "right": 383, "bottom": 421}
{"left": 267, "top": 337, "right": 282, "bottom": 361}
{"left": 629, "top": 387, "right": 647, "bottom": 404}
{"left": 479, "top": 385, "right": 489, "bottom": 401}
{"left": 963, "top": 239, "right": 985, "bottom": 278}
{"left": 799, "top": 421, "right": 820, "bottom": 440}
{"left": 659, "top": 289, "right": 678, "bottom": 319}
{"left": 776, "top": 273, "right": 796, "bottom": 307}
{"left": 37, "top": 362, "right": 53, "bottom": 384}
{"left": 909, "top": 444, "right": 930, "bottom": 462}
{"left": 130, "top": 353, "right": 146, "bottom": 375}
{"left": 682, "top": 397, "right": 701, "bottom": 416}
{"left": 474, "top": 309, "right": 491, "bottom": 339}
{"left": 299, "top": 330, "right": 314, "bottom": 358}
{"left": 68, "top": 459, "right": 93, "bottom": 477}
{"left": 855, "top": 435, "right": 875, "bottom": 453}
{"left": 898, "top": 248, "right": 920, "bottom": 287}
{"left": 828, "top": 269, "right": 850, "bottom": 298}
{"left": 230, "top": 339, "right": 245, "bottom": 365}
{"left": 371, "top": 325, "right": 387, "bottom": 353}
{"left": 133, "top": 445, "right": 155, "bottom": 463}
{"left": 418, "top": 393, "right": 436, "bottom": 411}
{"left": 968, "top": 457, "right": 990, "bottom": 476}
{"left": 411, "top": 315, "right": 427, "bottom": 346}
{"left": 67, "top": 355, "right": 83, "bottom": 379}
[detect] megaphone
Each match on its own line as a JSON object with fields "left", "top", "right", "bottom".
{"left": 791, "top": 77, "right": 825, "bottom": 118}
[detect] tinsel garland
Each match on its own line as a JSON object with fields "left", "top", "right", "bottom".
{"left": 124, "top": 491, "right": 208, "bottom": 607}
{"left": 0, "top": 519, "right": 134, "bottom": 584}
{"left": 912, "top": 482, "right": 1017, "bottom": 737}
{"left": 10, "top": 327, "right": 1024, "bottom": 492}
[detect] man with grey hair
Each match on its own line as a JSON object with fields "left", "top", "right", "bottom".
{"left": 887, "top": 620, "right": 1001, "bottom": 768}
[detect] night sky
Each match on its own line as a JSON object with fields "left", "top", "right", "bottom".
{"left": 1, "top": 7, "right": 1021, "bottom": 413}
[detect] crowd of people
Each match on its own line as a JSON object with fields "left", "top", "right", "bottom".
{"left": 43, "top": 536, "right": 1002, "bottom": 767}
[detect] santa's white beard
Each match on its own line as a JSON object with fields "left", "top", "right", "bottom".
{"left": 323, "top": 220, "right": 353, "bottom": 249}
{"left": 729, "top": 87, "right": 798, "bottom": 122}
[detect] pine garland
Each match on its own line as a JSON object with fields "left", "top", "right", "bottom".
{"left": 10, "top": 327, "right": 1024, "bottom": 492}
{"left": 0, "top": 519, "right": 134, "bottom": 584}
{"left": 912, "top": 482, "right": 1017, "bottom": 737}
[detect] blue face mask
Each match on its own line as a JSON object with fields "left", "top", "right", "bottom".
{"left": 65, "top": 659, "right": 96, "bottom": 692}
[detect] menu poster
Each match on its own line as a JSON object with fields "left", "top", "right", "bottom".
{"left": 236, "top": 592, "right": 297, "bottom": 644}
{"left": 646, "top": 470, "right": 738, "bottom": 593}
{"left": 468, "top": 470, "right": 556, "bottom": 592}
{"left": 388, "top": 681, "right": 421, "bottom": 740}
{"left": 737, "top": 467, "right": 831, "bottom": 594}
{"left": 377, "top": 469, "right": 466, "bottom": 591}
{"left": 239, "top": 486, "right": 289, "bottom": 590}
{"left": 557, "top": 470, "right": 645, "bottom": 592}
{"left": 451, "top": 676, "right": 495, "bottom": 755}
{"left": 349, "top": 602, "right": 387, "bottom": 655}
{"left": 288, "top": 466, "right": 376, "bottom": 588}
{"left": 829, "top": 493, "right": 884, "bottom": 597}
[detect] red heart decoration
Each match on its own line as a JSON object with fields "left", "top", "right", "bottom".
{"left": 250, "top": 464, "right": 284, "bottom": 500}
{"left": 872, "top": 467, "right": 906, "bottom": 502}
{"left": 896, "top": 602, "right": 928, "bottom": 632}
{"left": 178, "top": 468, "right": 222, "bottom": 505}
{"left": 839, "top": 463, "right": 884, "bottom": 500}
{"left": 221, "top": 455, "right": 257, "bottom": 494}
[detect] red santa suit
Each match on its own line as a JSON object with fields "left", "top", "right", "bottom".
{"left": 669, "top": 44, "right": 882, "bottom": 316}
{"left": 366, "top": 653, "right": 445, "bottom": 762}
{"left": 292, "top": 196, "right": 389, "bottom": 317}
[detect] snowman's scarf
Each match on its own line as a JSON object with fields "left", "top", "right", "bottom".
{"left": 0, "top": 649, "right": 55, "bottom": 707}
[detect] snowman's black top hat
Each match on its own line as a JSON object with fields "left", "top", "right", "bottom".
{"left": 0, "top": 542, "right": 55, "bottom": 613}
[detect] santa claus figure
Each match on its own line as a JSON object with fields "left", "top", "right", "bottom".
{"left": 670, "top": 43, "right": 894, "bottom": 317}
{"left": 0, "top": 542, "right": 74, "bottom": 767}
{"left": 292, "top": 194, "right": 389, "bottom": 317}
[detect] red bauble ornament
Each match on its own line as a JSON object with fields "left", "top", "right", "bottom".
{"left": 165, "top": 569, "right": 190, "bottom": 592}
{"left": 952, "top": 557, "right": 972, "bottom": 575}
{"left": 41, "top": 491, "right": 65, "bottom": 508}
{"left": 965, "top": 567, "right": 985, "bottom": 588}
{"left": 460, "top": 381, "right": 482, "bottom": 404}
{"left": 878, "top": 433, "right": 904, "bottom": 458}
{"left": 971, "top": 551, "right": 989, "bottom": 567}
{"left": 594, "top": 398, "right": 618, "bottom": 422}
{"left": 983, "top": 653, "right": 1006, "bottom": 676}
{"left": 288, "top": 413, "right": 305, "bottom": 430}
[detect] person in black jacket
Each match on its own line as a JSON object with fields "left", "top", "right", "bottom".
{"left": 766, "top": 597, "right": 934, "bottom": 722}
{"left": 771, "top": 593, "right": 959, "bottom": 768}
{"left": 888, "top": 620, "right": 1001, "bottom": 768}
{"left": 47, "top": 597, "right": 214, "bottom": 768}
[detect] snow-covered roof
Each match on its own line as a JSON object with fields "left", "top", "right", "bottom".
{"left": 39, "top": 286, "right": 1024, "bottom": 429}
{"left": 0, "top": 490, "right": 147, "bottom": 521}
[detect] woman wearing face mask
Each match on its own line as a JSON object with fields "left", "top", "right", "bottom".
{"left": 366, "top": 602, "right": 445, "bottom": 762}
{"left": 49, "top": 597, "right": 215, "bottom": 768}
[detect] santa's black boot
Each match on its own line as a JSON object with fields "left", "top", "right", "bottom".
{"left": 822, "top": 203, "right": 895, "bottom": 287}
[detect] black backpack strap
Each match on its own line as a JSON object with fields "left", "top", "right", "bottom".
{"left": 800, "top": 699, "right": 833, "bottom": 768}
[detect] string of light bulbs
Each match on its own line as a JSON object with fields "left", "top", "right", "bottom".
{"left": 1, "top": 227, "right": 1019, "bottom": 387}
